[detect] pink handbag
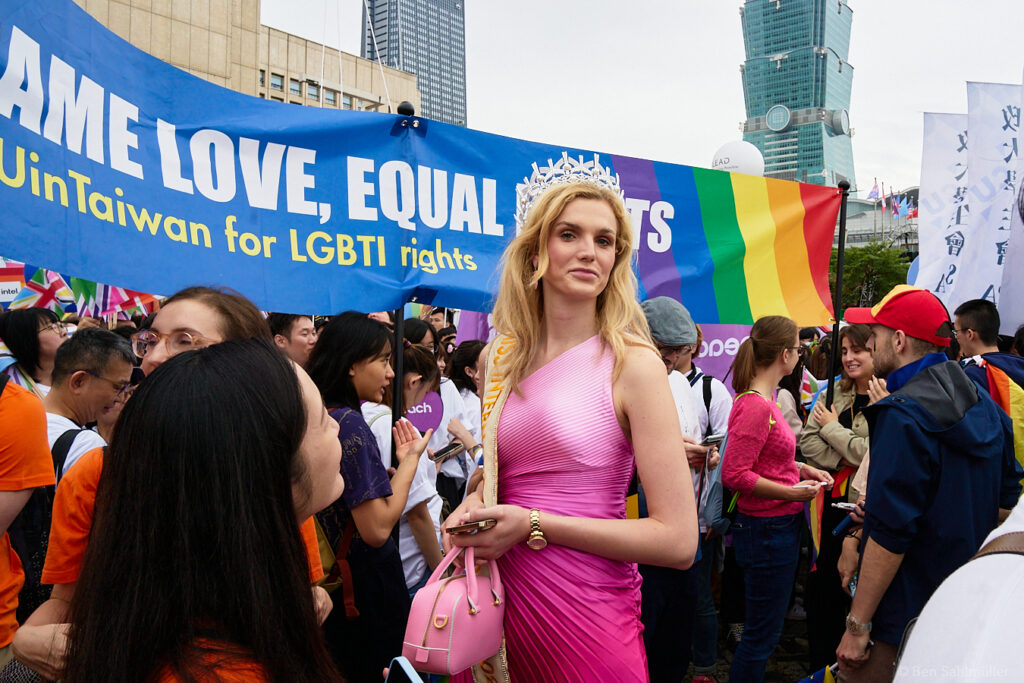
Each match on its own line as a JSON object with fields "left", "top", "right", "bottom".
{"left": 402, "top": 545, "right": 505, "bottom": 674}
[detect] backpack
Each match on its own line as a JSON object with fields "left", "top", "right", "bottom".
{"left": 6, "top": 405, "right": 87, "bottom": 622}
{"left": 695, "top": 375, "right": 742, "bottom": 535}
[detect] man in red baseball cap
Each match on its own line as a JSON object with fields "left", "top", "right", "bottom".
{"left": 835, "top": 285, "right": 1021, "bottom": 682}
{"left": 844, "top": 284, "right": 953, "bottom": 377}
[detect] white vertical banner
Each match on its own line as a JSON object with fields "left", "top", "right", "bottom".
{"left": 1000, "top": 73, "right": 1024, "bottom": 334}
{"left": 916, "top": 113, "right": 970, "bottom": 305}
{"left": 951, "top": 82, "right": 1021, "bottom": 308}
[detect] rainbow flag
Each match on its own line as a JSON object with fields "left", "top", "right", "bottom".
{"left": 71, "top": 278, "right": 129, "bottom": 317}
{"left": 805, "top": 467, "right": 855, "bottom": 572}
{"left": 801, "top": 369, "right": 820, "bottom": 408}
{"left": 983, "top": 360, "right": 1024, "bottom": 485}
{"left": 805, "top": 488, "right": 826, "bottom": 571}
{"left": 617, "top": 161, "right": 841, "bottom": 326}
{"left": 696, "top": 172, "right": 837, "bottom": 325}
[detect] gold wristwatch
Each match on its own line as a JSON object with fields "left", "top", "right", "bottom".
{"left": 527, "top": 508, "right": 547, "bottom": 550}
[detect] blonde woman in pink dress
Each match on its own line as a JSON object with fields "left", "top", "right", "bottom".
{"left": 444, "top": 173, "right": 698, "bottom": 682}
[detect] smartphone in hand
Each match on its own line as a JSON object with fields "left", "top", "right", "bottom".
{"left": 701, "top": 433, "right": 725, "bottom": 447}
{"left": 429, "top": 441, "right": 465, "bottom": 464}
{"left": 386, "top": 656, "right": 424, "bottom": 682}
{"left": 447, "top": 518, "right": 498, "bottom": 535}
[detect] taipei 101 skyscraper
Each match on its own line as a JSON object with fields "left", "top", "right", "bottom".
{"left": 739, "top": 0, "right": 856, "bottom": 189}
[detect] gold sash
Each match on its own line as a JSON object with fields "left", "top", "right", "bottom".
{"left": 469, "top": 335, "right": 516, "bottom": 683}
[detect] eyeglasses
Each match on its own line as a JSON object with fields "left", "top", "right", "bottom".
{"left": 130, "top": 329, "right": 215, "bottom": 358}
{"left": 38, "top": 321, "right": 67, "bottom": 336}
{"left": 656, "top": 343, "right": 691, "bottom": 357}
{"left": 78, "top": 369, "right": 133, "bottom": 396}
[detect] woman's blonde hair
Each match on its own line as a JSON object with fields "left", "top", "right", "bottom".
{"left": 491, "top": 182, "right": 652, "bottom": 391}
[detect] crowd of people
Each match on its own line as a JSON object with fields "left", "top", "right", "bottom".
{"left": 0, "top": 177, "right": 1022, "bottom": 683}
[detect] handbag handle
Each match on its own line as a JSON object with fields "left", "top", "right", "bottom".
{"left": 426, "top": 545, "right": 503, "bottom": 610}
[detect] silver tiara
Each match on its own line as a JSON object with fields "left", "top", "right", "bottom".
{"left": 514, "top": 152, "right": 624, "bottom": 229}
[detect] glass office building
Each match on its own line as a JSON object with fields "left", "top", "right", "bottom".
{"left": 740, "top": 0, "right": 856, "bottom": 188}
{"left": 362, "top": 0, "right": 467, "bottom": 126}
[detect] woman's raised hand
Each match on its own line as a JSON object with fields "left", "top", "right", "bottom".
{"left": 446, "top": 416, "right": 477, "bottom": 448}
{"left": 867, "top": 376, "right": 890, "bottom": 405}
{"left": 393, "top": 419, "right": 432, "bottom": 464}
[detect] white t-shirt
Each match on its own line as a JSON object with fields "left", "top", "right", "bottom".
{"left": 361, "top": 403, "right": 443, "bottom": 589}
{"left": 686, "top": 366, "right": 732, "bottom": 439}
{"left": 46, "top": 413, "right": 106, "bottom": 478}
{"left": 458, "top": 386, "right": 482, "bottom": 444}
{"left": 432, "top": 379, "right": 473, "bottom": 484}
{"left": 893, "top": 496, "right": 1024, "bottom": 682}
{"left": 683, "top": 367, "right": 732, "bottom": 532}
{"left": 668, "top": 371, "right": 709, "bottom": 531}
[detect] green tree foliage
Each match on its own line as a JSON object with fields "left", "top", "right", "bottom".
{"left": 829, "top": 243, "right": 910, "bottom": 314}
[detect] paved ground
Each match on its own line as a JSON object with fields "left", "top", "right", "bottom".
{"left": 700, "top": 615, "right": 812, "bottom": 682}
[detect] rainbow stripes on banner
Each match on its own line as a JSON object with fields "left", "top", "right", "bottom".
{"left": 617, "top": 158, "right": 840, "bottom": 326}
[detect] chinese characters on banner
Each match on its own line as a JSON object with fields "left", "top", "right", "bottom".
{"left": 955, "top": 82, "right": 1019, "bottom": 307}
{"left": 999, "top": 75, "right": 1024, "bottom": 334}
{"left": 917, "top": 113, "right": 970, "bottom": 303}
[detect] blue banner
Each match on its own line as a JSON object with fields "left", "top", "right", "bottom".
{"left": 0, "top": 0, "right": 836, "bottom": 319}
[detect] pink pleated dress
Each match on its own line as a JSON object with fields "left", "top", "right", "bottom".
{"left": 493, "top": 335, "right": 648, "bottom": 681}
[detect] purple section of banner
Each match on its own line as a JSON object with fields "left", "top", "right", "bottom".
{"left": 454, "top": 310, "right": 494, "bottom": 345}
{"left": 611, "top": 156, "right": 681, "bottom": 300}
{"left": 691, "top": 324, "right": 751, "bottom": 396}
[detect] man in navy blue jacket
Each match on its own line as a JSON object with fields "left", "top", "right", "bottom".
{"left": 836, "top": 286, "right": 1021, "bottom": 682}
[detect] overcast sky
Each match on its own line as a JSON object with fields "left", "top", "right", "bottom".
{"left": 261, "top": 1, "right": 1024, "bottom": 197}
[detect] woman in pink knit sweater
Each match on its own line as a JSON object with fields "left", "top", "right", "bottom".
{"left": 722, "top": 315, "right": 833, "bottom": 682}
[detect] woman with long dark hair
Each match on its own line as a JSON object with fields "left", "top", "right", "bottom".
{"left": 0, "top": 308, "right": 68, "bottom": 397}
{"left": 721, "top": 315, "right": 833, "bottom": 682}
{"left": 362, "top": 343, "right": 444, "bottom": 595}
{"left": 447, "top": 340, "right": 486, "bottom": 443}
{"left": 62, "top": 338, "right": 344, "bottom": 682}
{"left": 12, "top": 287, "right": 331, "bottom": 679}
{"left": 307, "top": 312, "right": 431, "bottom": 682}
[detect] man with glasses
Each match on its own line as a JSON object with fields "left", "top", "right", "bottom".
{"left": 955, "top": 299, "right": 1024, "bottom": 395}
{"left": 42, "top": 329, "right": 135, "bottom": 479}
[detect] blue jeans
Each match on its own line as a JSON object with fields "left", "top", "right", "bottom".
{"left": 692, "top": 534, "right": 720, "bottom": 672}
{"left": 728, "top": 512, "right": 802, "bottom": 682}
